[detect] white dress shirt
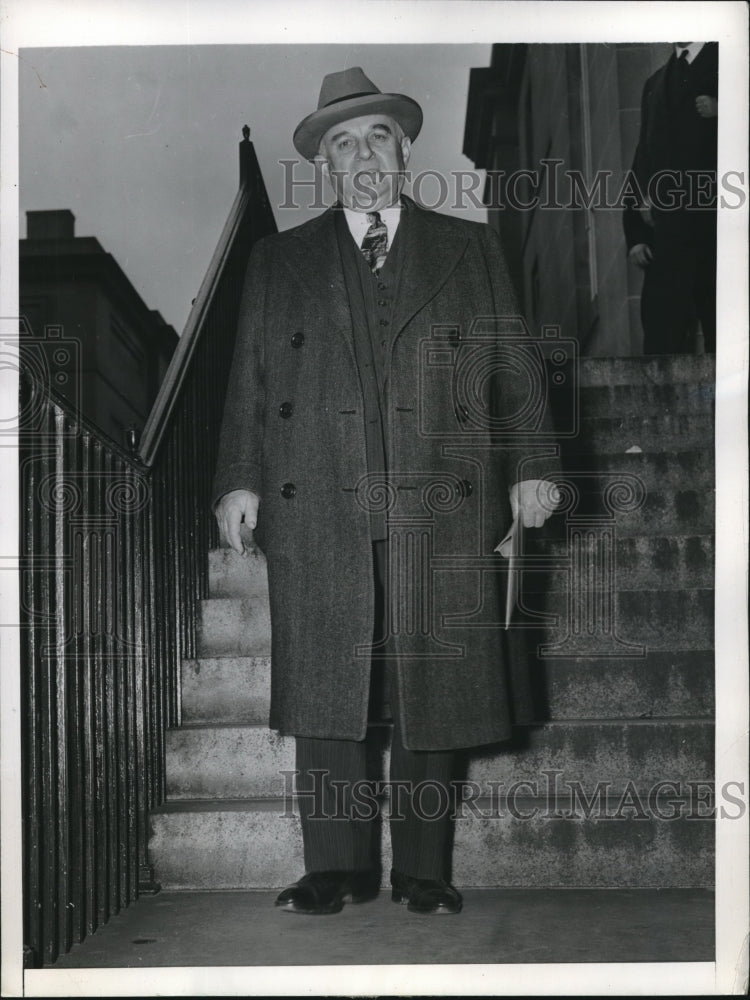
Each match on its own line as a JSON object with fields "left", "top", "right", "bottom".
{"left": 343, "top": 204, "right": 402, "bottom": 250}
{"left": 674, "top": 42, "right": 705, "bottom": 64}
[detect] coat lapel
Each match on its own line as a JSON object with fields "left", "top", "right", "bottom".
{"left": 650, "top": 59, "right": 671, "bottom": 124}
{"left": 276, "top": 199, "right": 470, "bottom": 368}
{"left": 278, "top": 207, "right": 356, "bottom": 368}
{"left": 390, "top": 197, "right": 470, "bottom": 343}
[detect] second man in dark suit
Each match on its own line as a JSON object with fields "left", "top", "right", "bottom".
{"left": 624, "top": 42, "right": 718, "bottom": 354}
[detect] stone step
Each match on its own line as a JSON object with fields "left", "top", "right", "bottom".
{"left": 577, "top": 354, "right": 715, "bottom": 387}
{"left": 548, "top": 355, "right": 715, "bottom": 435}
{"left": 555, "top": 448, "right": 713, "bottom": 486}
{"left": 463, "top": 719, "right": 713, "bottom": 790}
{"left": 148, "top": 796, "right": 714, "bottom": 890}
{"left": 179, "top": 648, "right": 714, "bottom": 726}
{"left": 181, "top": 655, "right": 271, "bottom": 724}
{"left": 163, "top": 719, "right": 713, "bottom": 800}
{"left": 208, "top": 545, "right": 268, "bottom": 600}
{"left": 536, "top": 650, "right": 714, "bottom": 719}
{"left": 571, "top": 381, "right": 714, "bottom": 419}
{"left": 537, "top": 488, "right": 713, "bottom": 539}
{"left": 165, "top": 725, "right": 290, "bottom": 799}
{"left": 530, "top": 587, "right": 713, "bottom": 653}
{"left": 179, "top": 648, "right": 713, "bottom": 726}
{"left": 610, "top": 490, "right": 713, "bottom": 537}
{"left": 196, "top": 583, "right": 712, "bottom": 669}
{"left": 527, "top": 535, "right": 713, "bottom": 591}
{"left": 575, "top": 414, "right": 712, "bottom": 453}
{"left": 197, "top": 597, "right": 271, "bottom": 657}
{"left": 197, "top": 565, "right": 712, "bottom": 661}
{"left": 529, "top": 451, "right": 713, "bottom": 539}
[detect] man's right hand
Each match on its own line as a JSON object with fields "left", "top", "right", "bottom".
{"left": 628, "top": 243, "right": 653, "bottom": 269}
{"left": 214, "top": 489, "right": 260, "bottom": 557}
{"left": 695, "top": 94, "right": 718, "bottom": 118}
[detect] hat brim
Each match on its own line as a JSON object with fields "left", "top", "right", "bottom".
{"left": 293, "top": 93, "right": 423, "bottom": 160}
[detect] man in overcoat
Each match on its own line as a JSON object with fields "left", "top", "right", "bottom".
{"left": 623, "top": 42, "right": 718, "bottom": 354}
{"left": 212, "top": 68, "right": 560, "bottom": 915}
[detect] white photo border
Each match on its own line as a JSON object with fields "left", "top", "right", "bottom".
{"left": 1, "top": 1, "right": 747, "bottom": 996}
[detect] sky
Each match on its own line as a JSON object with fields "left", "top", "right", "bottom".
{"left": 19, "top": 43, "right": 491, "bottom": 334}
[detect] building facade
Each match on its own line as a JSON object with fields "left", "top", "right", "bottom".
{"left": 20, "top": 209, "right": 178, "bottom": 448}
{"left": 464, "top": 42, "right": 673, "bottom": 356}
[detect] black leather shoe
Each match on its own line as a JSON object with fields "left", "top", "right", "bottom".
{"left": 275, "top": 870, "right": 379, "bottom": 914}
{"left": 390, "top": 869, "right": 463, "bottom": 914}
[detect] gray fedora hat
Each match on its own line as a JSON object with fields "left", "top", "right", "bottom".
{"left": 293, "top": 67, "right": 423, "bottom": 161}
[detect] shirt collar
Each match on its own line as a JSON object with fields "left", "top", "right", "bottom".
{"left": 342, "top": 203, "right": 402, "bottom": 248}
{"left": 674, "top": 42, "right": 705, "bottom": 64}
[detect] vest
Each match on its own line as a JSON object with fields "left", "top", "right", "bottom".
{"left": 334, "top": 206, "right": 406, "bottom": 540}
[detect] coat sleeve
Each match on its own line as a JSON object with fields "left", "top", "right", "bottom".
{"left": 632, "top": 75, "right": 654, "bottom": 197}
{"left": 210, "top": 237, "right": 268, "bottom": 511}
{"left": 622, "top": 77, "right": 656, "bottom": 251}
{"left": 479, "top": 223, "right": 562, "bottom": 487}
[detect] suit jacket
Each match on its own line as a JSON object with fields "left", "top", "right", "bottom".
{"left": 212, "top": 197, "right": 560, "bottom": 750}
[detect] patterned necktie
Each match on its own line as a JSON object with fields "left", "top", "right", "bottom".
{"left": 677, "top": 48, "right": 691, "bottom": 86}
{"left": 360, "top": 212, "right": 389, "bottom": 273}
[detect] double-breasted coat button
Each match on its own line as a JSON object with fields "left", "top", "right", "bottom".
{"left": 291, "top": 332, "right": 305, "bottom": 348}
{"left": 281, "top": 482, "right": 296, "bottom": 499}
{"left": 279, "top": 402, "right": 293, "bottom": 418}
{"left": 458, "top": 479, "right": 473, "bottom": 497}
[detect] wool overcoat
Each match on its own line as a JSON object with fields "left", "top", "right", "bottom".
{"left": 212, "top": 197, "right": 559, "bottom": 750}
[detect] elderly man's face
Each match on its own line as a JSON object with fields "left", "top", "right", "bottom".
{"left": 318, "top": 113, "right": 411, "bottom": 212}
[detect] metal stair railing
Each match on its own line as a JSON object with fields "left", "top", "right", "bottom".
{"left": 19, "top": 128, "right": 277, "bottom": 967}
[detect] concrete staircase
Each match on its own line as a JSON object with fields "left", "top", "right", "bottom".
{"left": 149, "top": 355, "right": 714, "bottom": 890}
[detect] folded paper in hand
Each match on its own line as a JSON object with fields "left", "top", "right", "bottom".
{"left": 495, "top": 518, "right": 522, "bottom": 630}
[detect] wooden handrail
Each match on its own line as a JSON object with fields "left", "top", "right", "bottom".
{"left": 137, "top": 130, "right": 259, "bottom": 467}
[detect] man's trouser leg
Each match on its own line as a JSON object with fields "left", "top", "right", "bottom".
{"left": 295, "top": 704, "right": 456, "bottom": 877}
{"left": 641, "top": 238, "right": 695, "bottom": 353}
{"left": 375, "top": 538, "right": 455, "bottom": 879}
{"left": 295, "top": 541, "right": 455, "bottom": 877}
{"left": 641, "top": 220, "right": 717, "bottom": 354}
{"left": 295, "top": 735, "right": 374, "bottom": 872}
{"left": 387, "top": 670, "right": 454, "bottom": 879}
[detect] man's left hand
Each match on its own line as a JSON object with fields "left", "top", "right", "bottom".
{"left": 510, "top": 480, "right": 561, "bottom": 528}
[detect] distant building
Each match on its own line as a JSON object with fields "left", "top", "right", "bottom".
{"left": 464, "top": 43, "right": 673, "bottom": 356}
{"left": 20, "top": 209, "right": 178, "bottom": 448}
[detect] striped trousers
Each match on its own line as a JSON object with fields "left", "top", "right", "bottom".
{"left": 295, "top": 541, "right": 455, "bottom": 879}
